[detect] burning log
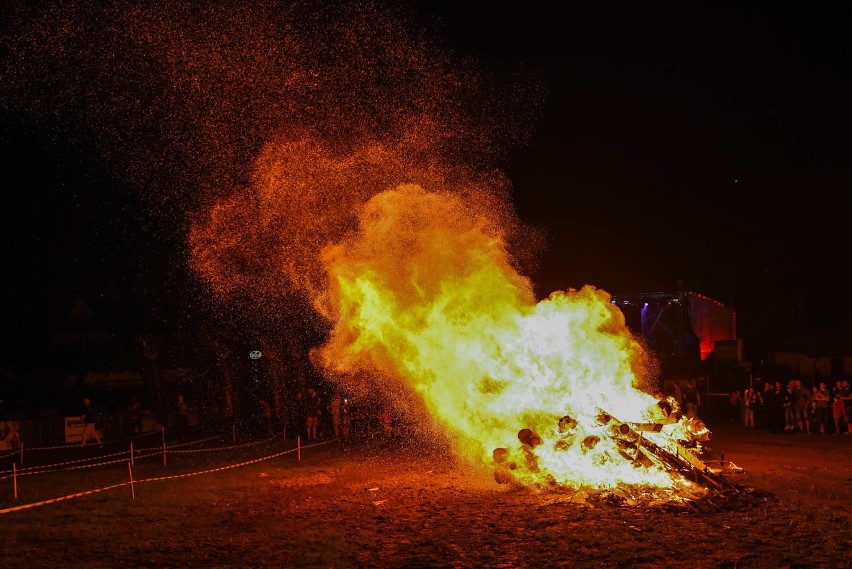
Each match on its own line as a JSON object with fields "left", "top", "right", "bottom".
{"left": 492, "top": 447, "right": 520, "bottom": 484}
{"left": 597, "top": 407, "right": 737, "bottom": 492}
{"left": 492, "top": 406, "right": 738, "bottom": 494}
{"left": 558, "top": 415, "right": 578, "bottom": 432}
{"left": 681, "top": 416, "right": 711, "bottom": 442}
{"left": 492, "top": 447, "right": 509, "bottom": 463}
{"left": 581, "top": 435, "right": 600, "bottom": 451}
{"left": 518, "top": 428, "right": 542, "bottom": 448}
{"left": 630, "top": 422, "right": 664, "bottom": 433}
{"left": 648, "top": 398, "right": 682, "bottom": 423}
{"left": 517, "top": 429, "right": 542, "bottom": 473}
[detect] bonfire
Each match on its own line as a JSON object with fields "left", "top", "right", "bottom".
{"left": 306, "top": 184, "right": 740, "bottom": 503}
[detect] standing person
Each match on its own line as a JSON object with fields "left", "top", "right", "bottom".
{"left": 729, "top": 389, "right": 741, "bottom": 423}
{"left": 757, "top": 381, "right": 773, "bottom": 429}
{"left": 766, "top": 381, "right": 786, "bottom": 434}
{"left": 172, "top": 393, "right": 190, "bottom": 439}
{"left": 328, "top": 392, "right": 343, "bottom": 439}
{"left": 80, "top": 396, "right": 101, "bottom": 446}
{"left": 257, "top": 398, "right": 273, "bottom": 438}
{"left": 683, "top": 382, "right": 701, "bottom": 418}
{"left": 813, "top": 382, "right": 831, "bottom": 434}
{"left": 671, "top": 382, "right": 684, "bottom": 410}
{"left": 831, "top": 394, "right": 848, "bottom": 436}
{"left": 288, "top": 389, "right": 306, "bottom": 440}
{"left": 224, "top": 390, "right": 236, "bottom": 437}
{"left": 751, "top": 387, "right": 764, "bottom": 428}
{"left": 341, "top": 396, "right": 352, "bottom": 440}
{"left": 304, "top": 388, "right": 322, "bottom": 441}
{"left": 840, "top": 380, "right": 852, "bottom": 434}
{"left": 794, "top": 379, "right": 811, "bottom": 433}
{"left": 783, "top": 381, "right": 797, "bottom": 432}
{"left": 273, "top": 391, "right": 286, "bottom": 437}
{"left": 742, "top": 386, "right": 757, "bottom": 429}
{"left": 806, "top": 399, "right": 819, "bottom": 434}
{"left": 377, "top": 406, "right": 393, "bottom": 439}
{"left": 128, "top": 396, "right": 143, "bottom": 435}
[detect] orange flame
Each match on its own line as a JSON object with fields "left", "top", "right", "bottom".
{"left": 315, "top": 184, "right": 694, "bottom": 490}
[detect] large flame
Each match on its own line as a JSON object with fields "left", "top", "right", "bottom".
{"left": 315, "top": 184, "right": 692, "bottom": 491}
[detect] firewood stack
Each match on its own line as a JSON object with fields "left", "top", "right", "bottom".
{"left": 490, "top": 400, "right": 736, "bottom": 493}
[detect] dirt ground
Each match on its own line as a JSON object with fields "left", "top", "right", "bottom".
{"left": 1, "top": 421, "right": 850, "bottom": 569}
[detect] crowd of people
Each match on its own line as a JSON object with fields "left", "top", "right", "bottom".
{"left": 72, "top": 374, "right": 852, "bottom": 450}
{"left": 728, "top": 379, "right": 852, "bottom": 435}
{"left": 279, "top": 388, "right": 407, "bottom": 443}
{"left": 219, "top": 387, "right": 411, "bottom": 444}
{"left": 75, "top": 383, "right": 414, "bottom": 447}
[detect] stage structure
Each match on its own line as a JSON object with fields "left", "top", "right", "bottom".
{"left": 610, "top": 290, "right": 739, "bottom": 394}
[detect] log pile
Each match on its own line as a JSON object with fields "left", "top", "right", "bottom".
{"left": 492, "top": 402, "right": 738, "bottom": 494}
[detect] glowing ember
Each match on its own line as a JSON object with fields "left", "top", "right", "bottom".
{"left": 314, "top": 183, "right": 704, "bottom": 492}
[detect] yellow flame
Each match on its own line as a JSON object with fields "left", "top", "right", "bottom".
{"left": 315, "top": 183, "right": 688, "bottom": 490}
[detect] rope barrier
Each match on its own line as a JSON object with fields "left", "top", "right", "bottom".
{"left": 0, "top": 448, "right": 133, "bottom": 475}
{"left": 0, "top": 434, "right": 229, "bottom": 476}
{"left": 21, "top": 430, "right": 164, "bottom": 452}
{"left": 0, "top": 481, "right": 131, "bottom": 514}
{"left": 0, "top": 451, "right": 163, "bottom": 480}
{"left": 155, "top": 434, "right": 226, "bottom": 450}
{"left": 166, "top": 436, "right": 275, "bottom": 454}
{"left": 0, "top": 438, "right": 337, "bottom": 515}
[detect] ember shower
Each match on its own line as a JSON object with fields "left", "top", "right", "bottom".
{"left": 2, "top": 1, "right": 701, "bottom": 492}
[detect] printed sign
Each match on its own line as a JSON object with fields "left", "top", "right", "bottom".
{"left": 65, "top": 416, "right": 85, "bottom": 443}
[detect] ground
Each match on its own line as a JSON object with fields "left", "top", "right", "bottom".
{"left": 0, "top": 421, "right": 850, "bottom": 568}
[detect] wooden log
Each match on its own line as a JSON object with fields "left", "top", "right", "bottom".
{"left": 518, "top": 428, "right": 541, "bottom": 448}
{"left": 629, "top": 422, "right": 664, "bottom": 433}
{"left": 558, "top": 415, "right": 578, "bottom": 432}
{"left": 492, "top": 447, "right": 509, "bottom": 463}
{"left": 582, "top": 435, "right": 600, "bottom": 451}
{"left": 597, "top": 407, "right": 738, "bottom": 493}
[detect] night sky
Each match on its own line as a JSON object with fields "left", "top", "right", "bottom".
{"left": 425, "top": 3, "right": 852, "bottom": 328}
{"left": 1, "top": 2, "right": 850, "bottom": 375}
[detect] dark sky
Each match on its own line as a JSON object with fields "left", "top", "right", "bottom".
{"left": 1, "top": 2, "right": 850, "bottom": 372}
{"left": 424, "top": 3, "right": 852, "bottom": 328}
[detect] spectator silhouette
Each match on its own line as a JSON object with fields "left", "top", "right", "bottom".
{"left": 172, "top": 393, "right": 190, "bottom": 439}
{"left": 794, "top": 379, "right": 811, "bottom": 433}
{"left": 273, "top": 391, "right": 286, "bottom": 437}
{"left": 783, "top": 381, "right": 797, "bottom": 432}
{"left": 304, "top": 388, "right": 322, "bottom": 441}
{"left": 831, "top": 394, "right": 848, "bottom": 435}
{"left": 289, "top": 389, "right": 305, "bottom": 440}
{"left": 813, "top": 382, "right": 831, "bottom": 434}
{"left": 80, "top": 396, "right": 101, "bottom": 446}
{"left": 328, "top": 392, "right": 343, "bottom": 439}
{"left": 766, "top": 381, "right": 786, "bottom": 434}
{"left": 128, "top": 396, "right": 143, "bottom": 435}
{"left": 257, "top": 398, "right": 273, "bottom": 438}
{"left": 743, "top": 386, "right": 759, "bottom": 428}
{"left": 341, "top": 396, "right": 352, "bottom": 440}
{"left": 840, "top": 380, "right": 852, "bottom": 434}
{"left": 683, "top": 382, "right": 701, "bottom": 418}
{"left": 378, "top": 406, "right": 393, "bottom": 439}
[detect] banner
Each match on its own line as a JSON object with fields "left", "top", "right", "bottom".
{"left": 83, "top": 370, "right": 144, "bottom": 388}
{"left": 65, "top": 415, "right": 85, "bottom": 443}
